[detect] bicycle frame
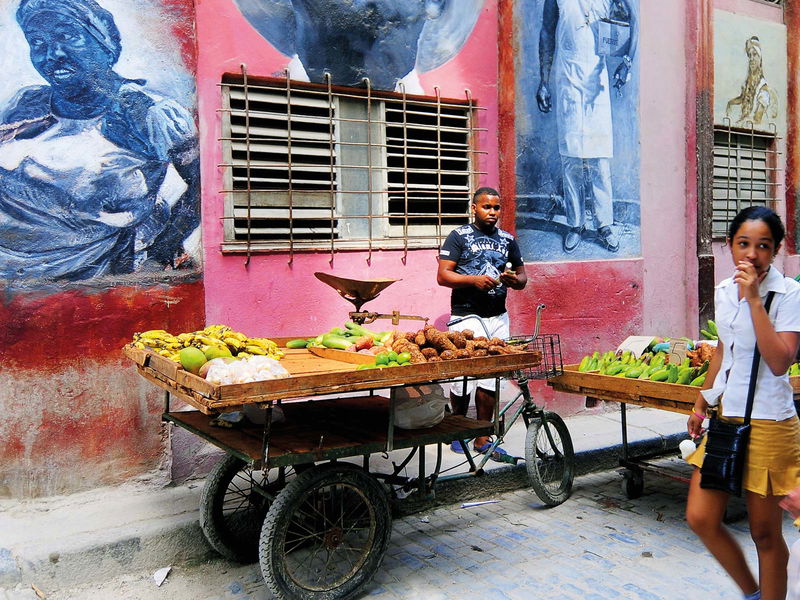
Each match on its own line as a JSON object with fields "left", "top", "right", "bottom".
{"left": 381, "top": 303, "right": 557, "bottom": 491}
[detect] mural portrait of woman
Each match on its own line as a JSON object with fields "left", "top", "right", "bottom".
{"left": 233, "top": 0, "right": 483, "bottom": 93}
{"left": 0, "top": 0, "right": 199, "bottom": 282}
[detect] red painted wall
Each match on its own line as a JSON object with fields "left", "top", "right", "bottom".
{"left": 195, "top": 3, "right": 501, "bottom": 338}
{"left": 0, "top": 280, "right": 204, "bottom": 497}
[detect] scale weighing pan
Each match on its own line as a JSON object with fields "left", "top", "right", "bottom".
{"left": 314, "top": 272, "right": 401, "bottom": 312}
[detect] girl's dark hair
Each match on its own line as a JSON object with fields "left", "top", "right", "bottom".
{"left": 728, "top": 206, "right": 785, "bottom": 247}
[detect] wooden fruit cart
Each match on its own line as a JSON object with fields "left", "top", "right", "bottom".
{"left": 124, "top": 334, "right": 571, "bottom": 600}
{"left": 549, "top": 366, "right": 800, "bottom": 498}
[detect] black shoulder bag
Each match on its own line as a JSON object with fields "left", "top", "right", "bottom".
{"left": 700, "top": 291, "right": 775, "bottom": 496}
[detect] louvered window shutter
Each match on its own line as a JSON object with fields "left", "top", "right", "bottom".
{"left": 220, "top": 77, "right": 476, "bottom": 254}
{"left": 712, "top": 128, "right": 778, "bottom": 238}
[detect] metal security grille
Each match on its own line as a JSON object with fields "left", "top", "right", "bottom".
{"left": 219, "top": 73, "right": 483, "bottom": 260}
{"left": 712, "top": 126, "right": 779, "bottom": 238}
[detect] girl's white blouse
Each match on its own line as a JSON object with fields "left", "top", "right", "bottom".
{"left": 701, "top": 267, "right": 800, "bottom": 421}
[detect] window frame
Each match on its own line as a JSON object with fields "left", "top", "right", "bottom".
{"left": 218, "top": 74, "right": 484, "bottom": 256}
{"left": 711, "top": 124, "right": 780, "bottom": 240}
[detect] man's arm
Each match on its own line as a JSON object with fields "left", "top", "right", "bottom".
{"left": 437, "top": 259, "right": 498, "bottom": 291}
{"left": 536, "top": 0, "right": 558, "bottom": 113}
{"left": 612, "top": 0, "right": 637, "bottom": 93}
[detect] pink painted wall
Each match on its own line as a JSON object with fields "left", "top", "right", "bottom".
{"left": 639, "top": 2, "right": 694, "bottom": 337}
{"left": 194, "top": 1, "right": 500, "bottom": 337}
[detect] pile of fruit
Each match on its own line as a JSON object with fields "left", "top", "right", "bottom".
{"left": 355, "top": 350, "right": 414, "bottom": 370}
{"left": 286, "top": 321, "right": 393, "bottom": 351}
{"left": 577, "top": 349, "right": 709, "bottom": 386}
{"left": 288, "top": 321, "right": 527, "bottom": 365}
{"left": 130, "top": 325, "right": 283, "bottom": 365}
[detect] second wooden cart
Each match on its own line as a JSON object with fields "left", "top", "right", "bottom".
{"left": 549, "top": 366, "right": 800, "bottom": 498}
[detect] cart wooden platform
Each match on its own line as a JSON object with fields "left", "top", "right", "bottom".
{"left": 549, "top": 365, "right": 800, "bottom": 411}
{"left": 124, "top": 338, "right": 572, "bottom": 600}
{"left": 549, "top": 365, "right": 800, "bottom": 497}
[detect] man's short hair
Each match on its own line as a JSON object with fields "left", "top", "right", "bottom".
{"left": 472, "top": 187, "right": 500, "bottom": 204}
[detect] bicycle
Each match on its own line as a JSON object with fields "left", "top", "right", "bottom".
{"left": 431, "top": 303, "right": 575, "bottom": 506}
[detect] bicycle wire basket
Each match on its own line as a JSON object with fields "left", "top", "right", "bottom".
{"left": 505, "top": 333, "right": 564, "bottom": 380}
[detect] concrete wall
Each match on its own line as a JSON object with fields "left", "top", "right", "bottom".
{"left": 0, "top": 0, "right": 203, "bottom": 498}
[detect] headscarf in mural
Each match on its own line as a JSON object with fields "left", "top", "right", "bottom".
{"left": 725, "top": 36, "right": 778, "bottom": 126}
{"left": 233, "top": 0, "right": 483, "bottom": 92}
{"left": 0, "top": 0, "right": 199, "bottom": 282}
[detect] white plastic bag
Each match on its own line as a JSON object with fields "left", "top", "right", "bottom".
{"left": 393, "top": 385, "right": 450, "bottom": 430}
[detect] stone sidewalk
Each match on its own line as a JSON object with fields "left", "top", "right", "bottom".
{"left": 0, "top": 405, "right": 689, "bottom": 594}
{"left": 30, "top": 455, "right": 798, "bottom": 600}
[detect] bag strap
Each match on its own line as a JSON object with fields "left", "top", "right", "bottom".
{"left": 743, "top": 290, "right": 776, "bottom": 423}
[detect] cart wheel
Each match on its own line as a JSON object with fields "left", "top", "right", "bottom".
{"left": 525, "top": 411, "right": 575, "bottom": 506}
{"left": 259, "top": 463, "right": 392, "bottom": 600}
{"left": 621, "top": 469, "right": 644, "bottom": 500}
{"left": 200, "top": 455, "right": 307, "bottom": 563}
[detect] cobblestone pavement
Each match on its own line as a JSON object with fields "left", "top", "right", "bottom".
{"left": 38, "top": 457, "right": 799, "bottom": 600}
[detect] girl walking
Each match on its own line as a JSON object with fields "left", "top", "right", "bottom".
{"left": 686, "top": 206, "right": 800, "bottom": 600}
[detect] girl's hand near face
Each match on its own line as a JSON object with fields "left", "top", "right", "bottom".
{"left": 733, "top": 260, "right": 764, "bottom": 302}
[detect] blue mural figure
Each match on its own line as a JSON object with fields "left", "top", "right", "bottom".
{"left": 537, "top": 0, "right": 636, "bottom": 254}
{"left": 516, "top": 0, "right": 640, "bottom": 261}
{"left": 0, "top": 0, "right": 199, "bottom": 281}
{"left": 234, "top": 0, "right": 483, "bottom": 92}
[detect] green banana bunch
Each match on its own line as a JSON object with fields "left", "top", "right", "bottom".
{"left": 666, "top": 363, "right": 679, "bottom": 384}
{"left": 676, "top": 365, "right": 695, "bottom": 385}
{"left": 790, "top": 363, "right": 800, "bottom": 377}
{"left": 690, "top": 373, "right": 706, "bottom": 386}
{"left": 700, "top": 319, "right": 718, "bottom": 341}
{"left": 578, "top": 353, "right": 595, "bottom": 372}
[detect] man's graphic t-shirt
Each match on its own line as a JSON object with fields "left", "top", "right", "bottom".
{"left": 439, "top": 224, "right": 524, "bottom": 318}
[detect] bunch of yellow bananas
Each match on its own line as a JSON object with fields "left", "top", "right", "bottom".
{"left": 131, "top": 330, "right": 184, "bottom": 359}
{"left": 130, "top": 325, "right": 284, "bottom": 362}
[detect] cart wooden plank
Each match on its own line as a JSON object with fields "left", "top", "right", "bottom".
{"left": 124, "top": 344, "right": 540, "bottom": 413}
{"left": 549, "top": 365, "right": 800, "bottom": 414}
{"left": 214, "top": 351, "right": 538, "bottom": 406}
{"left": 165, "top": 395, "right": 494, "bottom": 468}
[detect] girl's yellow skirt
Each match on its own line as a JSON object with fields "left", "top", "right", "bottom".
{"left": 687, "top": 412, "right": 800, "bottom": 497}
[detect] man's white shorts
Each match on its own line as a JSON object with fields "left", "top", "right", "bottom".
{"left": 443, "top": 312, "right": 509, "bottom": 397}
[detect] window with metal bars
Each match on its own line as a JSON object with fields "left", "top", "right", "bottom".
{"left": 712, "top": 126, "right": 779, "bottom": 238}
{"left": 219, "top": 75, "right": 483, "bottom": 255}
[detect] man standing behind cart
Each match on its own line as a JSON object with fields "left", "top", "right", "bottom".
{"left": 437, "top": 187, "right": 528, "bottom": 459}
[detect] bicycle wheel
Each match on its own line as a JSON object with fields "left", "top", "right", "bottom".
{"left": 259, "top": 463, "right": 392, "bottom": 600}
{"left": 525, "top": 411, "right": 575, "bottom": 506}
{"left": 200, "top": 454, "right": 306, "bottom": 563}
